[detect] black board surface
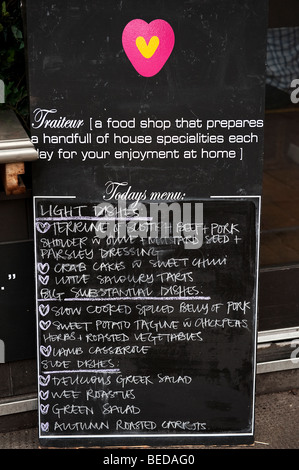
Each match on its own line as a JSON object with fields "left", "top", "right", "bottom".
{"left": 25, "top": 0, "right": 267, "bottom": 446}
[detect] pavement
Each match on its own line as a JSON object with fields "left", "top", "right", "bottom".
{"left": 0, "top": 389, "right": 297, "bottom": 451}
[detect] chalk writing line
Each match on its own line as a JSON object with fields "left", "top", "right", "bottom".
{"left": 42, "top": 369, "right": 121, "bottom": 374}
{"left": 37, "top": 296, "right": 212, "bottom": 302}
{"left": 40, "top": 431, "right": 254, "bottom": 439}
{"left": 35, "top": 216, "right": 153, "bottom": 221}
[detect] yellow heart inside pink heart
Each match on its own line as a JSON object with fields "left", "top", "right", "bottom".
{"left": 135, "top": 36, "right": 160, "bottom": 59}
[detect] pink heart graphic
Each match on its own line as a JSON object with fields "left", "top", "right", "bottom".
{"left": 122, "top": 19, "right": 175, "bottom": 77}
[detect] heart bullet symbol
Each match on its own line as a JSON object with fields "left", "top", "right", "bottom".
{"left": 40, "top": 404, "right": 50, "bottom": 415}
{"left": 39, "top": 375, "right": 50, "bottom": 386}
{"left": 39, "top": 304, "right": 50, "bottom": 317}
{"left": 41, "top": 422, "right": 49, "bottom": 432}
{"left": 40, "top": 345, "right": 52, "bottom": 357}
{"left": 39, "top": 275, "right": 49, "bottom": 286}
{"left": 39, "top": 390, "right": 49, "bottom": 400}
{"left": 40, "top": 320, "right": 51, "bottom": 331}
{"left": 122, "top": 19, "right": 175, "bottom": 77}
{"left": 38, "top": 263, "right": 50, "bottom": 274}
{"left": 36, "top": 222, "right": 51, "bottom": 234}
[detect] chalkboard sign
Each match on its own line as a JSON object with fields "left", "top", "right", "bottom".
{"left": 34, "top": 196, "right": 259, "bottom": 446}
{"left": 25, "top": 0, "right": 267, "bottom": 446}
